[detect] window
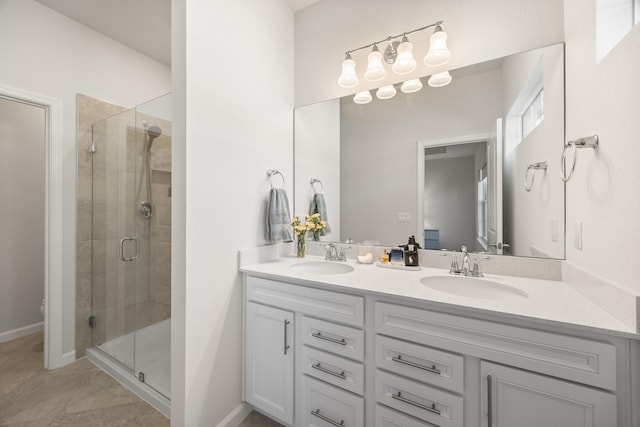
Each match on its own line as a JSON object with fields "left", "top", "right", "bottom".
{"left": 596, "top": 0, "right": 639, "bottom": 62}
{"left": 521, "top": 88, "right": 544, "bottom": 141}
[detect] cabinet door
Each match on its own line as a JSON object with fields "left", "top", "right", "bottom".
{"left": 245, "top": 302, "right": 294, "bottom": 425}
{"left": 481, "top": 361, "right": 616, "bottom": 427}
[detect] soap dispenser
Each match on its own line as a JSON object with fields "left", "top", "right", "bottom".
{"left": 404, "top": 236, "right": 419, "bottom": 266}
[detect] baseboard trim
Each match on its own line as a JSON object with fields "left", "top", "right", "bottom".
{"left": 61, "top": 349, "right": 76, "bottom": 366}
{"left": 216, "top": 402, "right": 252, "bottom": 427}
{"left": 0, "top": 321, "right": 44, "bottom": 343}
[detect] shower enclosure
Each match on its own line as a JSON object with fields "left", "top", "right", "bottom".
{"left": 85, "top": 93, "right": 171, "bottom": 416}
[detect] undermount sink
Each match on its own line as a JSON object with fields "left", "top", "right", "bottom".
{"left": 420, "top": 275, "right": 529, "bottom": 300}
{"left": 289, "top": 260, "right": 355, "bottom": 275}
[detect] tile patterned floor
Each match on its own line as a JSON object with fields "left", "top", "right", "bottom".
{"left": 0, "top": 332, "right": 168, "bottom": 427}
{"left": 1, "top": 332, "right": 283, "bottom": 426}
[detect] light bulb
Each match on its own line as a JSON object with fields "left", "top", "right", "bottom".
{"left": 424, "top": 26, "right": 451, "bottom": 67}
{"left": 338, "top": 54, "right": 359, "bottom": 88}
{"left": 401, "top": 78, "right": 423, "bottom": 93}
{"left": 364, "top": 46, "right": 386, "bottom": 82}
{"left": 353, "top": 91, "right": 372, "bottom": 104}
{"left": 376, "top": 85, "right": 397, "bottom": 100}
{"left": 392, "top": 36, "right": 417, "bottom": 75}
{"left": 428, "top": 71, "right": 452, "bottom": 87}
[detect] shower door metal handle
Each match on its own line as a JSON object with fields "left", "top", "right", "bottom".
{"left": 119, "top": 236, "right": 140, "bottom": 262}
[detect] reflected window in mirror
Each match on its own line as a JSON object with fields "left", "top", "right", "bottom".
{"left": 477, "top": 163, "right": 488, "bottom": 249}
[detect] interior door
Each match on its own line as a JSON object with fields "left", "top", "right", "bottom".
{"left": 487, "top": 118, "right": 504, "bottom": 255}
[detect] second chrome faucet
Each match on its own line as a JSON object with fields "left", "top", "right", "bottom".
{"left": 441, "top": 245, "right": 489, "bottom": 277}
{"left": 325, "top": 243, "right": 347, "bottom": 262}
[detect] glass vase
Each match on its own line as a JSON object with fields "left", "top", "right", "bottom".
{"left": 296, "top": 235, "right": 306, "bottom": 257}
{"left": 312, "top": 231, "right": 320, "bottom": 242}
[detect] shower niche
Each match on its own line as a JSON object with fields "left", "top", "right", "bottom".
{"left": 78, "top": 93, "right": 172, "bottom": 416}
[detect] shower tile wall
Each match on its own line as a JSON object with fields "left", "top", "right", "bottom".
{"left": 76, "top": 94, "right": 172, "bottom": 358}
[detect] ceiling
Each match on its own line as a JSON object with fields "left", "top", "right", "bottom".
{"left": 34, "top": 0, "right": 319, "bottom": 66}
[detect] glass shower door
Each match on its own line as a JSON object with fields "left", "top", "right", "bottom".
{"left": 91, "top": 108, "right": 138, "bottom": 371}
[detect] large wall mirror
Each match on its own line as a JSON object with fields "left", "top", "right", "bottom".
{"left": 294, "top": 43, "right": 565, "bottom": 259}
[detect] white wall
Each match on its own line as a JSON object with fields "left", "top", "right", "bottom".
{"left": 424, "top": 156, "right": 476, "bottom": 249}
{"left": 502, "top": 45, "right": 565, "bottom": 258}
{"left": 294, "top": 0, "right": 564, "bottom": 106}
{"left": 0, "top": 98, "right": 45, "bottom": 341}
{"left": 173, "top": 0, "right": 294, "bottom": 425}
{"left": 294, "top": 99, "right": 341, "bottom": 241}
{"left": 564, "top": 0, "right": 640, "bottom": 291}
{"left": 0, "top": 0, "right": 171, "bottom": 357}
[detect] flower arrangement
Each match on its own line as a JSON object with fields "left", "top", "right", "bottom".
{"left": 306, "top": 213, "right": 327, "bottom": 242}
{"left": 291, "top": 216, "right": 307, "bottom": 257}
{"left": 290, "top": 214, "right": 327, "bottom": 257}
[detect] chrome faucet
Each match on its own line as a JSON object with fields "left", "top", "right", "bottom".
{"left": 460, "top": 244, "right": 471, "bottom": 275}
{"left": 442, "top": 245, "right": 489, "bottom": 277}
{"left": 325, "top": 243, "right": 346, "bottom": 262}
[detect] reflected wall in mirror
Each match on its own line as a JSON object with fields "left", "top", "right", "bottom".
{"left": 294, "top": 43, "right": 565, "bottom": 259}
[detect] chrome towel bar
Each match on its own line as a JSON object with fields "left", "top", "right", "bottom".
{"left": 560, "top": 135, "right": 599, "bottom": 182}
{"left": 524, "top": 161, "right": 548, "bottom": 192}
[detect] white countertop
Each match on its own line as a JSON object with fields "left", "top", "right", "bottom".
{"left": 240, "top": 255, "right": 638, "bottom": 338}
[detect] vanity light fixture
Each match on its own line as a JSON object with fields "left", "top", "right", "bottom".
{"left": 353, "top": 90, "right": 373, "bottom": 104}
{"left": 428, "top": 70, "right": 452, "bottom": 87}
{"left": 337, "top": 20, "right": 451, "bottom": 89}
{"left": 376, "top": 85, "right": 397, "bottom": 100}
{"left": 337, "top": 53, "right": 359, "bottom": 88}
{"left": 424, "top": 23, "right": 451, "bottom": 66}
{"left": 364, "top": 44, "right": 387, "bottom": 81}
{"left": 401, "top": 78, "right": 423, "bottom": 93}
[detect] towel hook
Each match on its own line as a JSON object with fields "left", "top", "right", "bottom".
{"left": 560, "top": 135, "right": 599, "bottom": 182}
{"left": 267, "top": 169, "right": 285, "bottom": 188}
{"left": 524, "top": 161, "right": 548, "bottom": 192}
{"left": 310, "top": 178, "right": 324, "bottom": 192}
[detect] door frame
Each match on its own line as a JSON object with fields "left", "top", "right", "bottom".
{"left": 416, "top": 133, "right": 491, "bottom": 249}
{"left": 0, "top": 85, "right": 64, "bottom": 369}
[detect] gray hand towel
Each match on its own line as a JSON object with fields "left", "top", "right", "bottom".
{"left": 309, "top": 193, "right": 331, "bottom": 235}
{"left": 266, "top": 188, "right": 294, "bottom": 242}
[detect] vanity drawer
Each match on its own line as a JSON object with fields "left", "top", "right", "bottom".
{"left": 301, "top": 375, "right": 364, "bottom": 427}
{"left": 302, "top": 346, "right": 364, "bottom": 395}
{"left": 246, "top": 276, "right": 364, "bottom": 327}
{"left": 376, "top": 370, "right": 463, "bottom": 427}
{"left": 375, "top": 302, "right": 617, "bottom": 390}
{"left": 376, "top": 335, "right": 464, "bottom": 394}
{"left": 302, "top": 316, "right": 365, "bottom": 361}
{"left": 375, "top": 404, "right": 433, "bottom": 427}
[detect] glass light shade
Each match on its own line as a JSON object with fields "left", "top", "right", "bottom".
{"left": 353, "top": 90, "right": 372, "bottom": 104}
{"left": 338, "top": 57, "right": 359, "bottom": 88}
{"left": 392, "top": 41, "right": 417, "bottom": 75}
{"left": 376, "top": 85, "right": 397, "bottom": 100}
{"left": 428, "top": 71, "right": 452, "bottom": 87}
{"left": 401, "top": 78, "right": 423, "bottom": 93}
{"left": 424, "top": 30, "right": 451, "bottom": 67}
{"left": 364, "top": 50, "right": 387, "bottom": 82}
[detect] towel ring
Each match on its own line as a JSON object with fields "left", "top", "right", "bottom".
{"left": 310, "top": 178, "right": 324, "bottom": 192}
{"left": 267, "top": 169, "right": 285, "bottom": 188}
{"left": 560, "top": 135, "right": 599, "bottom": 182}
{"left": 524, "top": 161, "right": 548, "bottom": 192}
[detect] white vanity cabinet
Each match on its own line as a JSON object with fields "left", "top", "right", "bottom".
{"left": 243, "top": 273, "right": 632, "bottom": 427}
{"left": 245, "top": 301, "right": 294, "bottom": 425}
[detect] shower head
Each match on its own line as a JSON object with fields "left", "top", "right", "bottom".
{"left": 146, "top": 125, "right": 162, "bottom": 140}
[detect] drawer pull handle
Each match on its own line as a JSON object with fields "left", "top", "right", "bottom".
{"left": 310, "top": 408, "right": 345, "bottom": 426}
{"left": 391, "top": 355, "right": 441, "bottom": 375}
{"left": 312, "top": 331, "right": 347, "bottom": 346}
{"left": 312, "top": 363, "right": 346, "bottom": 379}
{"left": 391, "top": 391, "right": 442, "bottom": 416}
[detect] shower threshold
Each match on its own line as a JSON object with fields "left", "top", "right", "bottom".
{"left": 86, "top": 318, "right": 171, "bottom": 418}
